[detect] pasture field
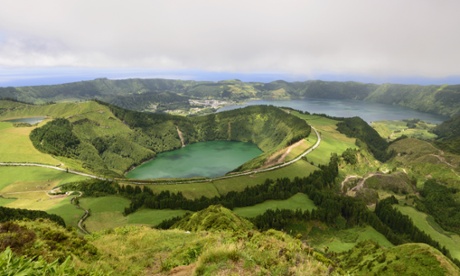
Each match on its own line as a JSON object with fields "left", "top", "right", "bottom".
{"left": 395, "top": 205, "right": 460, "bottom": 261}
{"left": 0, "top": 122, "right": 59, "bottom": 164}
{"left": 234, "top": 193, "right": 316, "bottom": 218}
{"left": 77, "top": 196, "right": 188, "bottom": 231}
{"left": 46, "top": 198, "right": 84, "bottom": 228}
{"left": 0, "top": 166, "right": 88, "bottom": 210}
{"left": 126, "top": 208, "right": 188, "bottom": 226}
{"left": 291, "top": 112, "right": 357, "bottom": 166}
{"left": 78, "top": 196, "right": 130, "bottom": 232}
{"left": 0, "top": 197, "right": 16, "bottom": 206}
{"left": 308, "top": 225, "right": 393, "bottom": 252}
{"left": 371, "top": 120, "right": 437, "bottom": 141}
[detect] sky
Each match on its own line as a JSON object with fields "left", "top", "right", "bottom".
{"left": 1, "top": 0, "right": 460, "bottom": 86}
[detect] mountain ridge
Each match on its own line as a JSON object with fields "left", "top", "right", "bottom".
{"left": 1, "top": 78, "right": 459, "bottom": 117}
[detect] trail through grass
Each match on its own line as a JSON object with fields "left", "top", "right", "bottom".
{"left": 0, "top": 167, "right": 88, "bottom": 210}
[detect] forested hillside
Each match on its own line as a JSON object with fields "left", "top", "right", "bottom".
{"left": 433, "top": 114, "right": 460, "bottom": 154}
{"left": 1, "top": 78, "right": 459, "bottom": 117}
{"left": 3, "top": 100, "right": 309, "bottom": 177}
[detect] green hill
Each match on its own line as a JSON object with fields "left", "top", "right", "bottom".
{"left": 3, "top": 209, "right": 459, "bottom": 275}
{"left": 0, "top": 100, "right": 310, "bottom": 177}
{"left": 172, "top": 205, "right": 254, "bottom": 232}
{"left": 338, "top": 240, "right": 460, "bottom": 275}
{"left": 433, "top": 114, "right": 460, "bottom": 154}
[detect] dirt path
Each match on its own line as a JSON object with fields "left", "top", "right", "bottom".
{"left": 340, "top": 172, "right": 381, "bottom": 195}
{"left": 1, "top": 128, "right": 322, "bottom": 186}
{"left": 340, "top": 175, "right": 359, "bottom": 193}
{"left": 0, "top": 162, "right": 104, "bottom": 180}
{"left": 429, "top": 154, "right": 455, "bottom": 168}
{"left": 176, "top": 126, "right": 185, "bottom": 147}
{"left": 71, "top": 191, "right": 90, "bottom": 235}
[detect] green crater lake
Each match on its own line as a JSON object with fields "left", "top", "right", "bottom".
{"left": 126, "top": 140, "right": 262, "bottom": 179}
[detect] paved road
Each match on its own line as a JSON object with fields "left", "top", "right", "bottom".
{"left": 123, "top": 126, "right": 321, "bottom": 184}
{"left": 0, "top": 126, "right": 321, "bottom": 185}
{"left": 0, "top": 162, "right": 104, "bottom": 180}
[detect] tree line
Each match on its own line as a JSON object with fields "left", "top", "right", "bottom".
{"left": 0, "top": 206, "right": 65, "bottom": 227}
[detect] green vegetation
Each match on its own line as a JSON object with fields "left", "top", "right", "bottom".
{"left": 336, "top": 116, "right": 392, "bottom": 162}
{"left": 433, "top": 114, "right": 460, "bottom": 154}
{"left": 395, "top": 205, "right": 460, "bottom": 261}
{"left": 417, "top": 179, "right": 460, "bottom": 233}
{"left": 0, "top": 122, "right": 59, "bottom": 164}
{"left": 371, "top": 119, "right": 438, "bottom": 141}
{"left": 1, "top": 100, "right": 310, "bottom": 177}
{"left": 0, "top": 206, "right": 65, "bottom": 226}
{"left": 0, "top": 247, "right": 79, "bottom": 276}
{"left": 234, "top": 193, "right": 316, "bottom": 218}
{"left": 308, "top": 226, "right": 392, "bottom": 253}
{"left": 172, "top": 205, "right": 254, "bottom": 232}
{"left": 2, "top": 78, "right": 459, "bottom": 117}
{"left": 0, "top": 91, "right": 459, "bottom": 274}
{"left": 388, "top": 138, "right": 460, "bottom": 187}
{"left": 338, "top": 240, "right": 459, "bottom": 275}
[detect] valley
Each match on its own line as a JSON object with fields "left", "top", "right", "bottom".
{"left": 0, "top": 81, "right": 459, "bottom": 275}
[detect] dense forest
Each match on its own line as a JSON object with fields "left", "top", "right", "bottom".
{"left": 433, "top": 114, "right": 460, "bottom": 154}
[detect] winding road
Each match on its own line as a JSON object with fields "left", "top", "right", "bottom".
{"left": 0, "top": 126, "right": 321, "bottom": 185}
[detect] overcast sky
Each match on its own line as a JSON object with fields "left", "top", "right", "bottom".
{"left": 1, "top": 0, "right": 459, "bottom": 86}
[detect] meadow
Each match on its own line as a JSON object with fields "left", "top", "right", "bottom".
{"left": 308, "top": 225, "right": 393, "bottom": 252}
{"left": 396, "top": 205, "right": 460, "bottom": 261}
{"left": 0, "top": 166, "right": 88, "bottom": 211}
{"left": 0, "top": 122, "right": 59, "bottom": 164}
{"left": 234, "top": 193, "right": 315, "bottom": 218}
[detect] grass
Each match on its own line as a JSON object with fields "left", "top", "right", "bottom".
{"left": 127, "top": 208, "right": 188, "bottom": 226}
{"left": 46, "top": 198, "right": 84, "bottom": 228}
{"left": 77, "top": 196, "right": 131, "bottom": 232}
{"left": 0, "top": 197, "right": 16, "bottom": 206}
{"left": 233, "top": 193, "right": 316, "bottom": 218}
{"left": 0, "top": 122, "right": 60, "bottom": 164}
{"left": 371, "top": 120, "right": 438, "bottom": 141}
{"left": 308, "top": 225, "right": 393, "bottom": 252}
{"left": 0, "top": 166, "right": 88, "bottom": 210}
{"left": 389, "top": 138, "right": 460, "bottom": 188}
{"left": 88, "top": 224, "right": 330, "bottom": 275}
{"left": 291, "top": 112, "right": 357, "bottom": 166}
{"left": 395, "top": 205, "right": 460, "bottom": 261}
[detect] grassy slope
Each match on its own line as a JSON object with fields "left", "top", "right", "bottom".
{"left": 233, "top": 193, "right": 316, "bottom": 218}
{"left": 0, "top": 122, "right": 60, "bottom": 164}
{"left": 309, "top": 225, "right": 393, "bottom": 252}
{"left": 396, "top": 205, "right": 460, "bottom": 261}
{"left": 388, "top": 138, "right": 460, "bottom": 188}
{"left": 0, "top": 166, "right": 88, "bottom": 210}
{"left": 339, "top": 240, "right": 460, "bottom": 276}
{"left": 372, "top": 120, "right": 437, "bottom": 141}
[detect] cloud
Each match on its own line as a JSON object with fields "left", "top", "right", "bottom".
{"left": 0, "top": 0, "right": 459, "bottom": 79}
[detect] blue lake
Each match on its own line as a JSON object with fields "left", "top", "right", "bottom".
{"left": 218, "top": 99, "right": 448, "bottom": 124}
